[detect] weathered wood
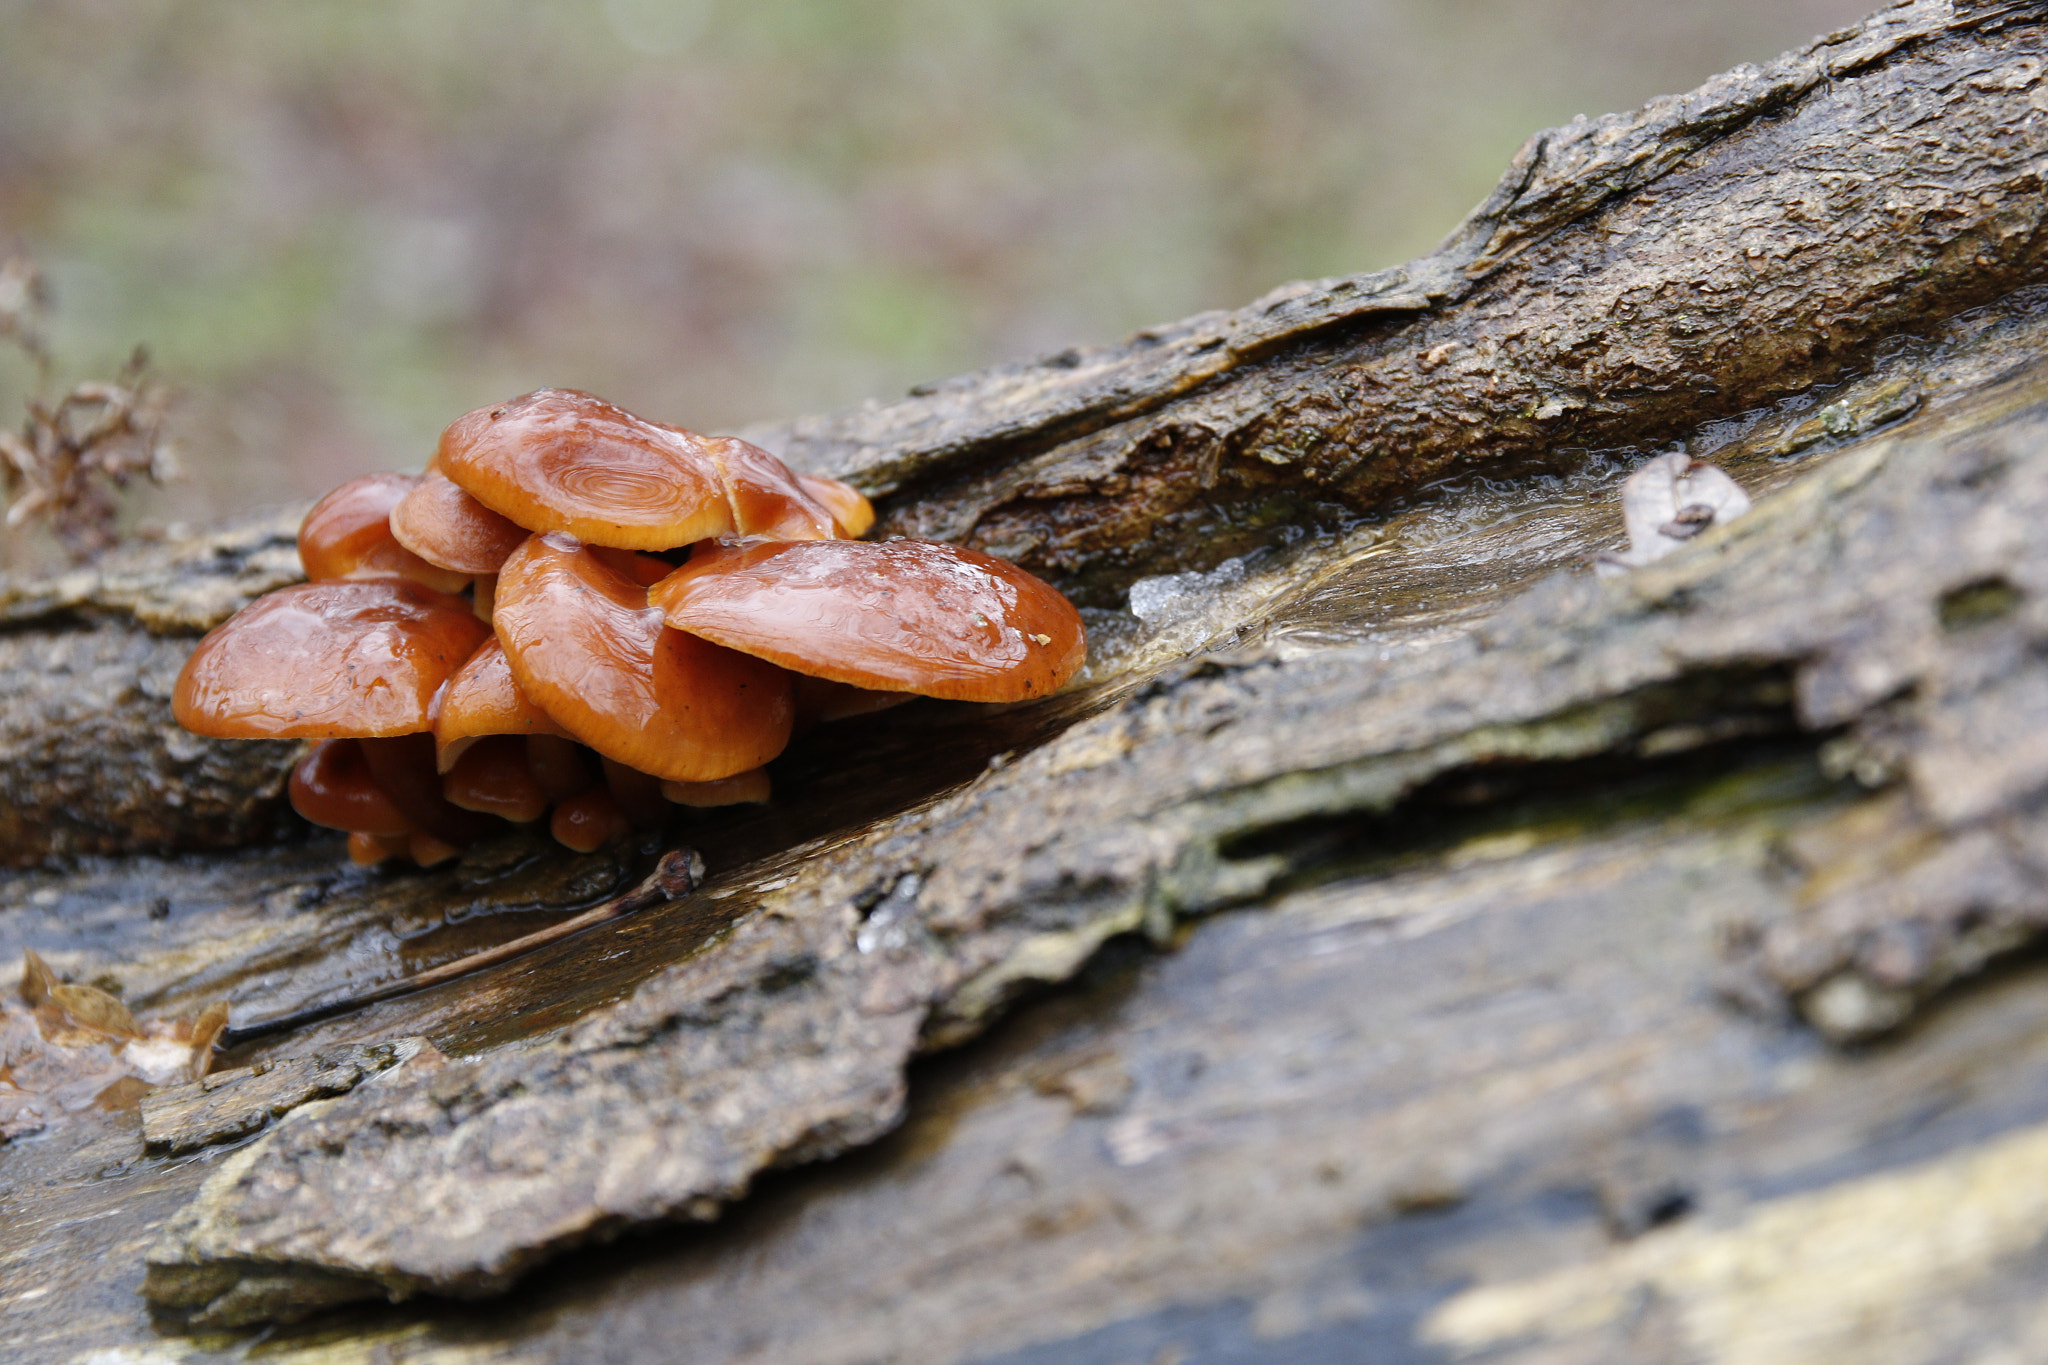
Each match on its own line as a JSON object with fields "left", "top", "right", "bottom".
{"left": 752, "top": 0, "right": 2048, "bottom": 599}
{"left": 5, "top": 4, "right": 2048, "bottom": 1361}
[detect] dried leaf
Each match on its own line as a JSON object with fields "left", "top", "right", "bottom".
{"left": 0, "top": 260, "right": 177, "bottom": 564}
{"left": 184, "top": 1001, "right": 231, "bottom": 1081}
{"left": 19, "top": 948, "right": 54, "bottom": 1008}
{"left": 1, "top": 954, "right": 234, "bottom": 1140}
{"left": 43, "top": 981, "right": 142, "bottom": 1042}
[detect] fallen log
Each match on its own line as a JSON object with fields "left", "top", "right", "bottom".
{"left": 4, "top": 2, "right": 2048, "bottom": 1359}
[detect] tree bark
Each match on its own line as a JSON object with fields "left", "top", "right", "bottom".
{"left": 6, "top": 3, "right": 2048, "bottom": 1361}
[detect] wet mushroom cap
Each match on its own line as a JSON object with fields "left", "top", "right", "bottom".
{"left": 358, "top": 733, "right": 498, "bottom": 844}
{"left": 661, "top": 767, "right": 772, "bottom": 807}
{"left": 795, "top": 473, "right": 874, "bottom": 539}
{"left": 289, "top": 740, "right": 413, "bottom": 836}
{"left": 707, "top": 436, "right": 840, "bottom": 540}
{"left": 437, "top": 389, "right": 731, "bottom": 550}
{"left": 550, "top": 786, "right": 632, "bottom": 853}
{"left": 649, "top": 538, "right": 1086, "bottom": 702}
{"left": 299, "top": 473, "right": 470, "bottom": 592}
{"left": 432, "top": 634, "right": 570, "bottom": 770}
{"left": 494, "top": 534, "right": 795, "bottom": 782}
{"left": 389, "top": 470, "right": 530, "bottom": 575}
{"left": 173, "top": 579, "right": 492, "bottom": 739}
{"left": 442, "top": 736, "right": 549, "bottom": 824}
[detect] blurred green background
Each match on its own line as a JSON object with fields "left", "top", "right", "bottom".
{"left": 0, "top": 0, "right": 1873, "bottom": 540}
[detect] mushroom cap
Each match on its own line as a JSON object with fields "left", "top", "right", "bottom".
{"left": 442, "top": 735, "right": 548, "bottom": 824}
{"left": 494, "top": 533, "right": 795, "bottom": 782}
{"left": 795, "top": 473, "right": 875, "bottom": 538}
{"left": 550, "top": 785, "right": 632, "bottom": 853}
{"left": 708, "top": 437, "right": 840, "bottom": 540}
{"left": 358, "top": 733, "right": 498, "bottom": 845}
{"left": 526, "top": 734, "right": 596, "bottom": 802}
{"left": 389, "top": 470, "right": 529, "bottom": 575}
{"left": 300, "top": 473, "right": 469, "bottom": 593}
{"left": 661, "top": 767, "right": 772, "bottom": 808}
{"left": 649, "top": 538, "right": 1086, "bottom": 702}
{"left": 289, "top": 740, "right": 413, "bottom": 836}
{"left": 431, "top": 633, "right": 570, "bottom": 770}
{"left": 437, "top": 390, "right": 730, "bottom": 550}
{"left": 600, "top": 757, "right": 669, "bottom": 829}
{"left": 174, "top": 579, "right": 492, "bottom": 739}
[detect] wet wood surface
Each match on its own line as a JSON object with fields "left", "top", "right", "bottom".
{"left": 5, "top": 3, "right": 2048, "bottom": 1361}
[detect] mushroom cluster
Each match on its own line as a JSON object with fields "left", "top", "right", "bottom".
{"left": 173, "top": 389, "right": 1085, "bottom": 866}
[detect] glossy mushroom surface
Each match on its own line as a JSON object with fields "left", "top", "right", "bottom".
{"left": 442, "top": 736, "right": 549, "bottom": 824}
{"left": 437, "top": 390, "right": 730, "bottom": 551}
{"left": 432, "top": 635, "right": 570, "bottom": 770}
{"left": 494, "top": 534, "right": 795, "bottom": 782}
{"left": 173, "top": 579, "right": 492, "bottom": 739}
{"left": 650, "top": 538, "right": 1086, "bottom": 702}
{"left": 288, "top": 740, "right": 413, "bottom": 836}
{"left": 358, "top": 733, "right": 498, "bottom": 845}
{"left": 298, "top": 472, "right": 470, "bottom": 592}
{"left": 389, "top": 470, "right": 529, "bottom": 575}
{"left": 796, "top": 473, "right": 875, "bottom": 539}
{"left": 708, "top": 437, "right": 839, "bottom": 540}
{"left": 661, "top": 768, "right": 772, "bottom": 807}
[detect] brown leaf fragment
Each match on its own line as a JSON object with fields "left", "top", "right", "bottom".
{"left": 39, "top": 980, "right": 142, "bottom": 1044}
{"left": 0, "top": 953, "right": 237, "bottom": 1140}
{"left": 184, "top": 1001, "right": 231, "bottom": 1081}
{"left": 19, "top": 946, "right": 53, "bottom": 1007}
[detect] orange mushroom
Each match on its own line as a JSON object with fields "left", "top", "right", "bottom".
{"left": 649, "top": 538, "right": 1086, "bottom": 702}
{"left": 174, "top": 386, "right": 1082, "bottom": 872}
{"left": 299, "top": 473, "right": 469, "bottom": 593}
{"left": 706, "top": 437, "right": 840, "bottom": 540}
{"left": 174, "top": 579, "right": 492, "bottom": 739}
{"left": 389, "top": 470, "right": 529, "bottom": 576}
{"left": 601, "top": 758, "right": 670, "bottom": 828}
{"left": 442, "top": 736, "right": 549, "bottom": 824}
{"left": 796, "top": 473, "right": 875, "bottom": 538}
{"left": 431, "top": 635, "right": 571, "bottom": 771}
{"left": 661, "top": 768, "right": 773, "bottom": 807}
{"left": 551, "top": 786, "right": 633, "bottom": 853}
{"left": 357, "top": 733, "right": 498, "bottom": 845}
{"left": 792, "top": 675, "right": 914, "bottom": 726}
{"left": 436, "top": 389, "right": 856, "bottom": 552}
{"left": 348, "top": 832, "right": 411, "bottom": 867}
{"left": 525, "top": 734, "right": 598, "bottom": 802}
{"left": 437, "top": 390, "right": 731, "bottom": 550}
{"left": 288, "top": 740, "right": 413, "bottom": 837}
{"left": 494, "top": 533, "right": 796, "bottom": 782}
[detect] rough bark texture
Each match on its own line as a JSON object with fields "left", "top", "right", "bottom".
{"left": 0, "top": 510, "right": 305, "bottom": 866}
{"left": 749, "top": 0, "right": 2048, "bottom": 600}
{"left": 6, "top": 4, "right": 2048, "bottom": 1362}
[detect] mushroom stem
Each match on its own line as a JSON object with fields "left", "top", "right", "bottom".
{"left": 218, "top": 847, "right": 705, "bottom": 1046}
